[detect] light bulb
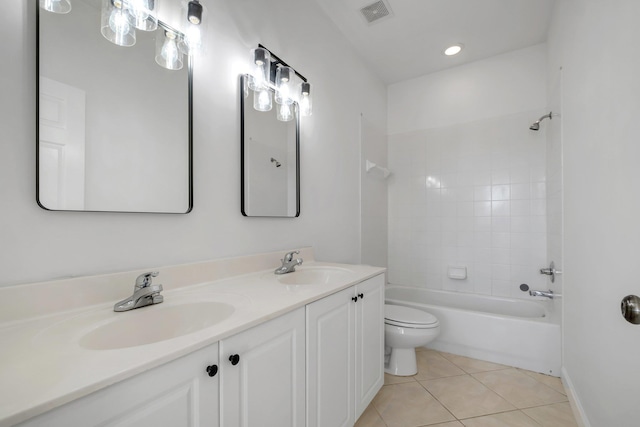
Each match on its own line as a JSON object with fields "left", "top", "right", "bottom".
{"left": 162, "top": 36, "right": 178, "bottom": 62}
{"left": 110, "top": 8, "right": 133, "bottom": 45}
{"left": 40, "top": 0, "right": 72, "bottom": 14}
{"left": 300, "top": 82, "right": 312, "bottom": 117}
{"left": 277, "top": 103, "right": 293, "bottom": 122}
{"left": 178, "top": 0, "right": 206, "bottom": 55}
{"left": 155, "top": 30, "right": 183, "bottom": 70}
{"left": 275, "top": 66, "right": 294, "bottom": 105}
{"left": 127, "top": 0, "right": 157, "bottom": 31}
{"left": 248, "top": 48, "right": 270, "bottom": 91}
{"left": 181, "top": 24, "right": 201, "bottom": 54}
{"left": 101, "top": 0, "right": 136, "bottom": 46}
{"left": 110, "top": 8, "right": 129, "bottom": 33}
{"left": 254, "top": 89, "right": 272, "bottom": 112}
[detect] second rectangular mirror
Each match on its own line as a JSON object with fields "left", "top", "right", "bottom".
{"left": 241, "top": 74, "right": 300, "bottom": 217}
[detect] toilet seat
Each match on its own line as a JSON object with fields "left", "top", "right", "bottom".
{"left": 384, "top": 305, "right": 439, "bottom": 329}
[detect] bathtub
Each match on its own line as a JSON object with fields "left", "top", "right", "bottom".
{"left": 385, "top": 285, "right": 561, "bottom": 376}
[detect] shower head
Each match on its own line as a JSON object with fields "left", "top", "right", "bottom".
{"left": 529, "top": 112, "right": 553, "bottom": 131}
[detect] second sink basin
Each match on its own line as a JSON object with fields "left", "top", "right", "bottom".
{"left": 276, "top": 266, "right": 354, "bottom": 285}
{"left": 80, "top": 300, "right": 235, "bottom": 350}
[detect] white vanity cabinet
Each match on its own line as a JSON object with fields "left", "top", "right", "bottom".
{"left": 219, "top": 307, "right": 305, "bottom": 427}
{"left": 17, "top": 343, "right": 220, "bottom": 427}
{"left": 306, "top": 274, "right": 384, "bottom": 427}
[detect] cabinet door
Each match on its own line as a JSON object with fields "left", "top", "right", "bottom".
{"left": 18, "top": 343, "right": 220, "bottom": 427}
{"left": 306, "top": 287, "right": 356, "bottom": 427}
{"left": 355, "top": 274, "right": 385, "bottom": 419}
{"left": 219, "top": 307, "right": 305, "bottom": 427}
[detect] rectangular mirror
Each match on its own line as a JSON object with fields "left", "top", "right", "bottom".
{"left": 241, "top": 75, "right": 300, "bottom": 217}
{"left": 37, "top": 0, "right": 192, "bottom": 213}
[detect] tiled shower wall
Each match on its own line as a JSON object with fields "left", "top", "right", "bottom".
{"left": 388, "top": 111, "right": 548, "bottom": 298}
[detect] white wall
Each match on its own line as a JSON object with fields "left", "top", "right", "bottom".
{"left": 388, "top": 44, "right": 547, "bottom": 135}
{"left": 387, "top": 45, "right": 549, "bottom": 298}
{"left": 548, "top": 0, "right": 640, "bottom": 424}
{"left": 0, "top": 0, "right": 386, "bottom": 287}
{"left": 360, "top": 115, "right": 388, "bottom": 268}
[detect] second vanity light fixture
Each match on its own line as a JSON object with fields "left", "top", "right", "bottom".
{"left": 40, "top": 0, "right": 207, "bottom": 71}
{"left": 248, "top": 45, "right": 313, "bottom": 121}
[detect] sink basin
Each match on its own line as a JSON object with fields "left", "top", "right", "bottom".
{"left": 276, "top": 266, "right": 354, "bottom": 285}
{"left": 80, "top": 301, "right": 235, "bottom": 350}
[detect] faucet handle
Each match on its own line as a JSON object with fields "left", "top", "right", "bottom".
{"left": 135, "top": 271, "right": 159, "bottom": 289}
{"left": 283, "top": 250, "right": 300, "bottom": 262}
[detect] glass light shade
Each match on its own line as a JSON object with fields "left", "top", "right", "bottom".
{"left": 178, "top": 0, "right": 207, "bottom": 55}
{"left": 101, "top": 0, "right": 136, "bottom": 47}
{"left": 299, "top": 82, "right": 312, "bottom": 117}
{"left": 126, "top": 0, "right": 157, "bottom": 31}
{"left": 253, "top": 88, "right": 272, "bottom": 112}
{"left": 275, "top": 66, "right": 294, "bottom": 105}
{"left": 155, "top": 30, "right": 183, "bottom": 70}
{"left": 40, "top": 0, "right": 72, "bottom": 14}
{"left": 248, "top": 48, "right": 270, "bottom": 91}
{"left": 276, "top": 103, "right": 294, "bottom": 122}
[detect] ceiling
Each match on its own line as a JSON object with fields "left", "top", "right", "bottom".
{"left": 312, "top": 0, "right": 556, "bottom": 84}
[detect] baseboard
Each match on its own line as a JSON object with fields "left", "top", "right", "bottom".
{"left": 561, "top": 367, "right": 591, "bottom": 427}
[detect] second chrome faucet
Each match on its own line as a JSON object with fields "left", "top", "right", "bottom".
{"left": 275, "top": 250, "right": 303, "bottom": 275}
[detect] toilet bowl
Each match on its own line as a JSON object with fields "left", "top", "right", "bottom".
{"left": 384, "top": 304, "right": 440, "bottom": 376}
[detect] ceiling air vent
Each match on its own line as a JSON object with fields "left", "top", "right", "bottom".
{"left": 359, "top": 0, "right": 393, "bottom": 25}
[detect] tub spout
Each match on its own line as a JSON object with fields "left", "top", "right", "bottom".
{"left": 529, "top": 289, "right": 554, "bottom": 299}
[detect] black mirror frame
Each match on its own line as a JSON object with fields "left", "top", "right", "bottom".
{"left": 35, "top": 7, "right": 193, "bottom": 214}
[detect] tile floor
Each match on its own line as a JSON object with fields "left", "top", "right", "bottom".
{"left": 356, "top": 349, "right": 578, "bottom": 427}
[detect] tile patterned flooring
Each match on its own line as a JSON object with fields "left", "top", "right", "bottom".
{"left": 356, "top": 349, "right": 577, "bottom": 427}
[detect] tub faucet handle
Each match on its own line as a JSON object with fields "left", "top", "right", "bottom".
{"left": 539, "top": 262, "right": 561, "bottom": 283}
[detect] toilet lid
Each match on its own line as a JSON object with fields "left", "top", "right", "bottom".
{"left": 385, "top": 305, "right": 438, "bottom": 327}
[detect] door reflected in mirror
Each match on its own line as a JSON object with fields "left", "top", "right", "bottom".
{"left": 241, "top": 75, "right": 300, "bottom": 217}
{"left": 37, "top": 0, "right": 192, "bottom": 213}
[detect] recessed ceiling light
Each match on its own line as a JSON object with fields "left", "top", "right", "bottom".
{"left": 444, "top": 44, "right": 463, "bottom": 56}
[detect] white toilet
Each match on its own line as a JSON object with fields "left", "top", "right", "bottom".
{"left": 384, "top": 304, "right": 440, "bottom": 376}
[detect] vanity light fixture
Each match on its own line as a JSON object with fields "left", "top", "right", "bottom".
{"left": 155, "top": 29, "right": 183, "bottom": 70}
{"left": 248, "top": 44, "right": 313, "bottom": 120}
{"left": 444, "top": 44, "right": 463, "bottom": 56}
{"left": 101, "top": 0, "right": 136, "bottom": 47}
{"left": 39, "top": 0, "right": 72, "bottom": 14}
{"left": 44, "top": 0, "right": 207, "bottom": 70}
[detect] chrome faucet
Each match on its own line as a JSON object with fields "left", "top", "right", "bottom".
{"left": 114, "top": 271, "right": 164, "bottom": 312}
{"left": 529, "top": 289, "right": 554, "bottom": 299}
{"left": 275, "top": 251, "right": 303, "bottom": 275}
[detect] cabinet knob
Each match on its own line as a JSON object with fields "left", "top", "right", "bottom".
{"left": 205, "top": 364, "right": 218, "bottom": 377}
{"left": 358, "top": 293, "right": 364, "bottom": 299}
{"left": 352, "top": 296, "right": 358, "bottom": 302}
{"left": 229, "top": 354, "right": 240, "bottom": 365}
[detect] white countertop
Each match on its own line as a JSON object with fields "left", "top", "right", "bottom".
{"left": 0, "top": 252, "right": 385, "bottom": 427}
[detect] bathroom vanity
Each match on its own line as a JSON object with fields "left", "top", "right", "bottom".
{"left": 0, "top": 248, "right": 384, "bottom": 427}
